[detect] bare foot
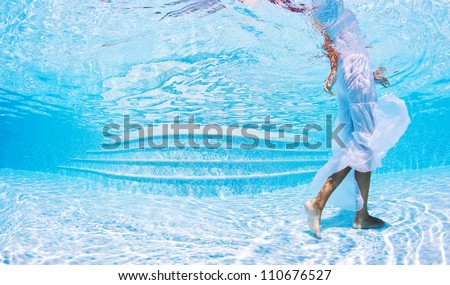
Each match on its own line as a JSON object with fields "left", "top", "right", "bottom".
{"left": 304, "top": 200, "right": 322, "bottom": 239}
{"left": 352, "top": 214, "right": 385, "bottom": 229}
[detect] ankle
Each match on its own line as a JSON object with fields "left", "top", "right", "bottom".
{"left": 355, "top": 210, "right": 369, "bottom": 219}
{"left": 312, "top": 199, "right": 324, "bottom": 211}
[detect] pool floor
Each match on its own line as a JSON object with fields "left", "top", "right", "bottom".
{"left": 0, "top": 166, "right": 449, "bottom": 265}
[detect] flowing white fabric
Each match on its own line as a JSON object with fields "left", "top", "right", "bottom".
{"left": 310, "top": 0, "right": 411, "bottom": 210}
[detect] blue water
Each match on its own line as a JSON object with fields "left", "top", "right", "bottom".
{"left": 0, "top": 0, "right": 449, "bottom": 264}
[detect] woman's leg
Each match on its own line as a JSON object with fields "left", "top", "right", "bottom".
{"left": 304, "top": 166, "right": 352, "bottom": 238}
{"left": 353, "top": 171, "right": 385, "bottom": 229}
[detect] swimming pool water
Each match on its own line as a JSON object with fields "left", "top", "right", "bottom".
{"left": 0, "top": 0, "right": 449, "bottom": 265}
{"left": 0, "top": 166, "right": 448, "bottom": 264}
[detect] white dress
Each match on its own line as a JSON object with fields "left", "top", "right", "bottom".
{"left": 310, "top": 0, "right": 411, "bottom": 210}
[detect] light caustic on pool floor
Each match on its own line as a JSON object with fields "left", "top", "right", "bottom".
{"left": 0, "top": 166, "right": 448, "bottom": 265}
